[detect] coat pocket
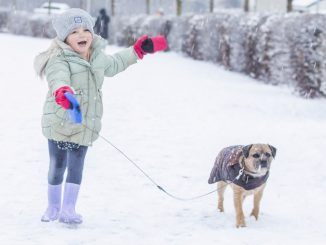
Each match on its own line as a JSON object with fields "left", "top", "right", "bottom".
{"left": 53, "top": 108, "right": 84, "bottom": 136}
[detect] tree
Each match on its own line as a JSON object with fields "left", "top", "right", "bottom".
{"left": 176, "top": 0, "right": 182, "bottom": 16}
{"left": 287, "top": 0, "right": 293, "bottom": 12}
{"left": 11, "top": 0, "right": 16, "bottom": 12}
{"left": 209, "top": 0, "right": 214, "bottom": 13}
{"left": 111, "top": 0, "right": 115, "bottom": 16}
{"left": 244, "top": 0, "right": 249, "bottom": 12}
{"left": 146, "top": 0, "right": 151, "bottom": 14}
{"left": 48, "top": 0, "right": 52, "bottom": 15}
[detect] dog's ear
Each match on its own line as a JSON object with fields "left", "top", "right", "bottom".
{"left": 268, "top": 145, "right": 277, "bottom": 158}
{"left": 242, "top": 144, "right": 253, "bottom": 158}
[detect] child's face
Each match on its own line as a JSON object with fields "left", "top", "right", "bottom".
{"left": 65, "top": 27, "right": 93, "bottom": 58}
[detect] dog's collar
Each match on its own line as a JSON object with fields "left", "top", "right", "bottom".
{"left": 234, "top": 160, "right": 269, "bottom": 190}
{"left": 235, "top": 166, "right": 261, "bottom": 181}
{"left": 244, "top": 169, "right": 263, "bottom": 177}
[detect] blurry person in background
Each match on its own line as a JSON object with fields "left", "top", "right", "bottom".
{"left": 94, "top": 8, "right": 110, "bottom": 41}
{"left": 155, "top": 8, "right": 164, "bottom": 16}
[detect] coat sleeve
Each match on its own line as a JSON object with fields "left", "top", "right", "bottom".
{"left": 104, "top": 47, "right": 139, "bottom": 77}
{"left": 45, "top": 56, "right": 71, "bottom": 94}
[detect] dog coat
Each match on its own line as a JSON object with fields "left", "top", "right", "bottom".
{"left": 208, "top": 145, "right": 269, "bottom": 190}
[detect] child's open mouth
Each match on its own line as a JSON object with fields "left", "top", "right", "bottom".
{"left": 77, "top": 41, "right": 87, "bottom": 47}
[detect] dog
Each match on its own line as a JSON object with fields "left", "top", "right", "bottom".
{"left": 208, "top": 144, "right": 277, "bottom": 227}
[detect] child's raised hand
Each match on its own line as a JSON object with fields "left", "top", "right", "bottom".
{"left": 133, "top": 35, "right": 167, "bottom": 59}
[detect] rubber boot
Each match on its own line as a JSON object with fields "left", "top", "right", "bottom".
{"left": 59, "top": 183, "right": 83, "bottom": 224}
{"left": 41, "top": 184, "right": 62, "bottom": 222}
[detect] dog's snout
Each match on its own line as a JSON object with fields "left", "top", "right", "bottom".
{"left": 260, "top": 160, "right": 268, "bottom": 168}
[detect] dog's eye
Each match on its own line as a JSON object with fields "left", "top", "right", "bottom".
{"left": 265, "top": 153, "right": 271, "bottom": 157}
{"left": 252, "top": 154, "right": 260, "bottom": 158}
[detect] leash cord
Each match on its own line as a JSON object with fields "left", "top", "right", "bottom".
{"left": 83, "top": 123, "right": 220, "bottom": 201}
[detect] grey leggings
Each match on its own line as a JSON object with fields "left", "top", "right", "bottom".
{"left": 47, "top": 140, "right": 88, "bottom": 185}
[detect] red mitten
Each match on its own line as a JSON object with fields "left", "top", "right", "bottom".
{"left": 133, "top": 35, "right": 168, "bottom": 59}
{"left": 150, "top": 35, "right": 167, "bottom": 52}
{"left": 133, "top": 35, "right": 148, "bottom": 59}
{"left": 54, "top": 86, "right": 74, "bottom": 109}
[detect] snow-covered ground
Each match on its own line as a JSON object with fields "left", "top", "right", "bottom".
{"left": 0, "top": 33, "right": 325, "bottom": 245}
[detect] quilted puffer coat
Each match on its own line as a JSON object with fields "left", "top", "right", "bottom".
{"left": 34, "top": 35, "right": 138, "bottom": 146}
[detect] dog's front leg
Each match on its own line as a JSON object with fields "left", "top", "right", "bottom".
{"left": 217, "top": 181, "right": 227, "bottom": 212}
{"left": 251, "top": 184, "right": 266, "bottom": 220}
{"left": 232, "top": 185, "right": 246, "bottom": 228}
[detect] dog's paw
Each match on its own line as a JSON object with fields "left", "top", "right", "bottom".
{"left": 217, "top": 205, "right": 224, "bottom": 212}
{"left": 250, "top": 210, "right": 259, "bottom": 220}
{"left": 236, "top": 222, "right": 246, "bottom": 228}
{"left": 236, "top": 216, "right": 246, "bottom": 228}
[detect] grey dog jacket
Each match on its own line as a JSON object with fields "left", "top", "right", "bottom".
{"left": 208, "top": 145, "right": 269, "bottom": 190}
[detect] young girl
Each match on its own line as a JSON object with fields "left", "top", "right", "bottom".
{"left": 34, "top": 8, "right": 167, "bottom": 224}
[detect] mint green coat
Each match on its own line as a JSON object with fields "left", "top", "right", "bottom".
{"left": 34, "top": 35, "right": 138, "bottom": 146}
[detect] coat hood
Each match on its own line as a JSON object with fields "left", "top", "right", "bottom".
{"left": 34, "top": 34, "right": 106, "bottom": 78}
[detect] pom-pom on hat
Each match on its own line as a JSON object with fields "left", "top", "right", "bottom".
{"left": 52, "top": 8, "right": 95, "bottom": 41}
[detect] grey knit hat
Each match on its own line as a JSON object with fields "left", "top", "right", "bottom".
{"left": 52, "top": 8, "right": 95, "bottom": 41}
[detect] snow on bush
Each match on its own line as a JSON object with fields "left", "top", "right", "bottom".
{"left": 111, "top": 13, "right": 326, "bottom": 98}
{"left": 112, "top": 15, "right": 171, "bottom": 48}
{"left": 1, "top": 10, "right": 325, "bottom": 98}
{"left": 7, "top": 11, "right": 32, "bottom": 36}
{"left": 4, "top": 11, "right": 55, "bottom": 38}
{"left": 166, "top": 15, "right": 191, "bottom": 53}
{"left": 0, "top": 8, "right": 10, "bottom": 32}
{"left": 29, "top": 14, "right": 56, "bottom": 38}
{"left": 284, "top": 14, "right": 326, "bottom": 98}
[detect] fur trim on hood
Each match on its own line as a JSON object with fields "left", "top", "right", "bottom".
{"left": 33, "top": 38, "right": 69, "bottom": 78}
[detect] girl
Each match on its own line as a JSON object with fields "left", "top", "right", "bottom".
{"left": 34, "top": 8, "right": 167, "bottom": 224}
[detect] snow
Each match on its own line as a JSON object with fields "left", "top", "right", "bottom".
{"left": 0, "top": 33, "right": 326, "bottom": 244}
{"left": 293, "top": 0, "right": 319, "bottom": 8}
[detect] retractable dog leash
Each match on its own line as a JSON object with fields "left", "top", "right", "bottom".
{"left": 65, "top": 96, "right": 238, "bottom": 201}
{"left": 64, "top": 92, "right": 83, "bottom": 124}
{"left": 85, "top": 124, "right": 248, "bottom": 201}
{"left": 92, "top": 129, "right": 218, "bottom": 201}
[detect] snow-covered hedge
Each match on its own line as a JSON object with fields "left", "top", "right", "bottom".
{"left": 110, "top": 13, "right": 326, "bottom": 98}
{"left": 1, "top": 9, "right": 325, "bottom": 98}
{"left": 0, "top": 9, "right": 55, "bottom": 38}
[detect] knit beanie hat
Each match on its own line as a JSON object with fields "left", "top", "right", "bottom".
{"left": 52, "top": 8, "right": 95, "bottom": 41}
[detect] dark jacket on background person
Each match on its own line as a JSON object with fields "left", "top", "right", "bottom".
{"left": 94, "top": 8, "right": 110, "bottom": 40}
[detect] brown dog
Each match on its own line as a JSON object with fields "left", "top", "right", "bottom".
{"left": 208, "top": 144, "right": 277, "bottom": 227}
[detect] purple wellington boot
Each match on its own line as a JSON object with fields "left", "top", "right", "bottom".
{"left": 41, "top": 184, "right": 62, "bottom": 222}
{"left": 59, "top": 183, "right": 83, "bottom": 224}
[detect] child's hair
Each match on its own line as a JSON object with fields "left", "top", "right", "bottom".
{"left": 52, "top": 8, "right": 95, "bottom": 41}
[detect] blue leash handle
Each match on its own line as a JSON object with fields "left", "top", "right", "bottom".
{"left": 64, "top": 92, "right": 82, "bottom": 124}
